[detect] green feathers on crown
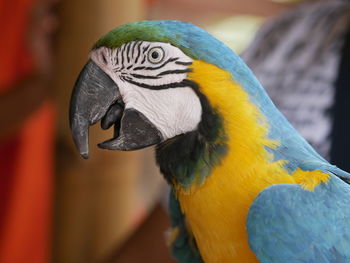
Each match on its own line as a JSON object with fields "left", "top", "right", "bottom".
{"left": 94, "top": 22, "right": 166, "bottom": 48}
{"left": 93, "top": 21, "right": 196, "bottom": 58}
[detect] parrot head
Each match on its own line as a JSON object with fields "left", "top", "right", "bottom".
{"left": 70, "top": 20, "right": 265, "bottom": 170}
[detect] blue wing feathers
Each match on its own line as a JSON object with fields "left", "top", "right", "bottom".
{"left": 247, "top": 175, "right": 350, "bottom": 263}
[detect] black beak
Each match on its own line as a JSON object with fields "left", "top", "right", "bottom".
{"left": 69, "top": 60, "right": 121, "bottom": 159}
{"left": 69, "top": 60, "right": 163, "bottom": 159}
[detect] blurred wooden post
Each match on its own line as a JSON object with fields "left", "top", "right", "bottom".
{"left": 53, "top": 1, "right": 155, "bottom": 262}
{"left": 149, "top": 0, "right": 292, "bottom": 24}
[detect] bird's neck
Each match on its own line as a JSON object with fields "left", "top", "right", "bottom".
{"left": 156, "top": 60, "right": 296, "bottom": 262}
{"left": 155, "top": 86, "right": 227, "bottom": 188}
{"left": 156, "top": 60, "right": 287, "bottom": 190}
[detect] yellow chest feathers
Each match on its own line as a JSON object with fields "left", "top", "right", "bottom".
{"left": 175, "top": 61, "right": 329, "bottom": 263}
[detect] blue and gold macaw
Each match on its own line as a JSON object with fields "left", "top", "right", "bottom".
{"left": 69, "top": 21, "right": 350, "bottom": 263}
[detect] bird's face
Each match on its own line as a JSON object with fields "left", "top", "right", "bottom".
{"left": 70, "top": 41, "right": 203, "bottom": 158}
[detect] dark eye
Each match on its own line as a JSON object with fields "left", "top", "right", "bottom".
{"left": 148, "top": 47, "right": 164, "bottom": 64}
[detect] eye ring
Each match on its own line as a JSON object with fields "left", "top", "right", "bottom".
{"left": 148, "top": 47, "right": 165, "bottom": 64}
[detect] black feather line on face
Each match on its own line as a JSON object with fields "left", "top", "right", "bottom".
{"left": 101, "top": 53, "right": 108, "bottom": 64}
{"left": 123, "top": 78, "right": 194, "bottom": 90}
{"left": 130, "top": 73, "right": 160, "bottom": 79}
{"left": 127, "top": 69, "right": 191, "bottom": 81}
{"left": 130, "top": 41, "right": 137, "bottom": 61}
{"left": 175, "top": 61, "right": 192, "bottom": 66}
{"left": 115, "top": 48, "right": 120, "bottom": 64}
{"left": 143, "top": 44, "right": 151, "bottom": 53}
{"left": 120, "top": 44, "right": 127, "bottom": 69}
{"left": 135, "top": 41, "right": 142, "bottom": 64}
{"left": 126, "top": 42, "right": 132, "bottom": 64}
{"left": 157, "top": 69, "right": 192, "bottom": 76}
{"left": 143, "top": 57, "right": 179, "bottom": 71}
{"left": 133, "top": 66, "right": 146, "bottom": 70}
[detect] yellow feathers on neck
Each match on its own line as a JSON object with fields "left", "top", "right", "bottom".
{"left": 175, "top": 60, "right": 328, "bottom": 263}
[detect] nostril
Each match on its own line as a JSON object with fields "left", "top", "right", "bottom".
{"left": 100, "top": 103, "right": 124, "bottom": 130}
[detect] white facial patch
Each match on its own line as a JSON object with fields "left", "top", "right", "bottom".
{"left": 90, "top": 41, "right": 202, "bottom": 140}
{"left": 118, "top": 82, "right": 201, "bottom": 140}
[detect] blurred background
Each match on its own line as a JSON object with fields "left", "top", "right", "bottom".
{"left": 1, "top": 0, "right": 350, "bottom": 262}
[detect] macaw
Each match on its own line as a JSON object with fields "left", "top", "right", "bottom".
{"left": 69, "top": 21, "right": 350, "bottom": 263}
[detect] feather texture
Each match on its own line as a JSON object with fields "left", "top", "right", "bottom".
{"left": 248, "top": 175, "right": 350, "bottom": 263}
{"left": 92, "top": 21, "right": 350, "bottom": 263}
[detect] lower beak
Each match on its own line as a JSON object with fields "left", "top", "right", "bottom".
{"left": 98, "top": 108, "right": 163, "bottom": 151}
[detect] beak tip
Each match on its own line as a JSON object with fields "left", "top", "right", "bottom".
{"left": 80, "top": 152, "right": 89, "bottom": 159}
{"left": 97, "top": 141, "right": 110, "bottom": 150}
{"left": 98, "top": 139, "right": 126, "bottom": 151}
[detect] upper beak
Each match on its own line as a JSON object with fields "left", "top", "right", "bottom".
{"left": 69, "top": 60, "right": 121, "bottom": 159}
{"left": 69, "top": 59, "right": 163, "bottom": 159}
